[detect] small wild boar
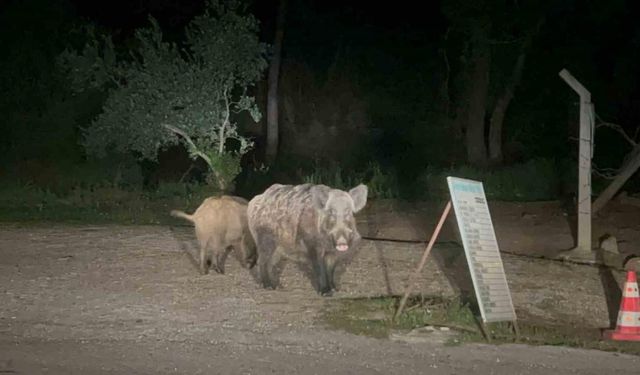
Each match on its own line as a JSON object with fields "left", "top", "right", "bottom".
{"left": 171, "top": 195, "right": 256, "bottom": 275}
{"left": 247, "top": 183, "right": 368, "bottom": 296}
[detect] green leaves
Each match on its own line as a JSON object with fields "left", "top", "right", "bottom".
{"left": 59, "top": 0, "right": 268, "bottom": 191}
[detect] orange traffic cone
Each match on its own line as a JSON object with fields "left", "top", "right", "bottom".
{"left": 603, "top": 270, "right": 640, "bottom": 341}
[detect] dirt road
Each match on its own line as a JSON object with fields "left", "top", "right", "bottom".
{"left": 1, "top": 224, "right": 639, "bottom": 374}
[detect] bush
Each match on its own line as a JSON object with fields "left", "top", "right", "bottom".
{"left": 0, "top": 181, "right": 59, "bottom": 210}
{"left": 419, "top": 158, "right": 563, "bottom": 201}
{"left": 302, "top": 161, "right": 399, "bottom": 199}
{"left": 149, "top": 181, "right": 213, "bottom": 202}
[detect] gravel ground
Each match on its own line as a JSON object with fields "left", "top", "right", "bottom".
{"left": 0, "top": 223, "right": 639, "bottom": 374}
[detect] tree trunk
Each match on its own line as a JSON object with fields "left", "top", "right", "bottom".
{"left": 265, "top": 0, "right": 287, "bottom": 164}
{"left": 449, "top": 48, "right": 471, "bottom": 162}
{"left": 488, "top": 51, "right": 526, "bottom": 165}
{"left": 465, "top": 40, "right": 491, "bottom": 168}
{"left": 592, "top": 145, "right": 640, "bottom": 214}
{"left": 438, "top": 28, "right": 452, "bottom": 119}
{"left": 488, "top": 18, "right": 543, "bottom": 165}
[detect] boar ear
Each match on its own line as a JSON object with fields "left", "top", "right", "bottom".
{"left": 349, "top": 184, "right": 368, "bottom": 213}
{"left": 311, "top": 186, "right": 329, "bottom": 210}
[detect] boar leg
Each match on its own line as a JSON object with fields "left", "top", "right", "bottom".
{"left": 257, "top": 249, "right": 273, "bottom": 289}
{"left": 213, "top": 245, "right": 233, "bottom": 275}
{"left": 325, "top": 254, "right": 338, "bottom": 292}
{"left": 245, "top": 250, "right": 257, "bottom": 269}
{"left": 265, "top": 246, "right": 286, "bottom": 289}
{"left": 311, "top": 250, "right": 331, "bottom": 296}
{"left": 239, "top": 234, "right": 257, "bottom": 269}
{"left": 199, "top": 240, "right": 212, "bottom": 275}
{"left": 257, "top": 240, "right": 281, "bottom": 289}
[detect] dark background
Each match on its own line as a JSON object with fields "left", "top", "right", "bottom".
{"left": 1, "top": 0, "right": 639, "bottom": 204}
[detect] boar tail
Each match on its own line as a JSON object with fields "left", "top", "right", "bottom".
{"left": 170, "top": 210, "right": 194, "bottom": 223}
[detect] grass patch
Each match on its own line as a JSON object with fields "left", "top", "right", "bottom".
{"left": 321, "top": 295, "right": 640, "bottom": 355}
{"left": 0, "top": 181, "right": 219, "bottom": 225}
{"left": 322, "top": 295, "right": 478, "bottom": 341}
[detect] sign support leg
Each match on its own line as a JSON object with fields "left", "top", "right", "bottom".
{"left": 512, "top": 321, "right": 521, "bottom": 341}
{"left": 477, "top": 319, "right": 492, "bottom": 343}
{"left": 394, "top": 201, "right": 452, "bottom": 321}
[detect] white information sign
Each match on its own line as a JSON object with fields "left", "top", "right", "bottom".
{"left": 446, "top": 176, "right": 517, "bottom": 323}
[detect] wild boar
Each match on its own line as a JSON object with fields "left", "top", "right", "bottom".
{"left": 247, "top": 183, "right": 368, "bottom": 296}
{"left": 171, "top": 195, "right": 256, "bottom": 275}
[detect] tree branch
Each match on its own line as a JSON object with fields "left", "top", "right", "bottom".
{"left": 592, "top": 162, "right": 620, "bottom": 180}
{"left": 162, "top": 124, "right": 211, "bottom": 166}
{"left": 163, "top": 123, "right": 226, "bottom": 191}
{"left": 592, "top": 143, "right": 640, "bottom": 214}
{"left": 594, "top": 114, "right": 637, "bottom": 147}
{"left": 220, "top": 87, "right": 230, "bottom": 155}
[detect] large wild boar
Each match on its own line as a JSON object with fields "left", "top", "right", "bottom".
{"left": 171, "top": 195, "right": 256, "bottom": 275}
{"left": 247, "top": 183, "right": 368, "bottom": 296}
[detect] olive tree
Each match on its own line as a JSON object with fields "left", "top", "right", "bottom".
{"left": 58, "top": 0, "right": 268, "bottom": 191}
